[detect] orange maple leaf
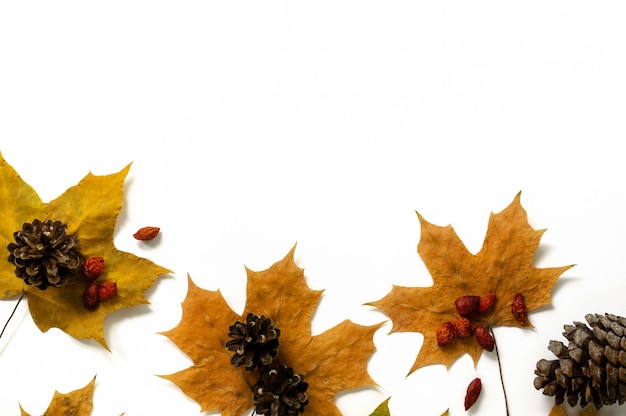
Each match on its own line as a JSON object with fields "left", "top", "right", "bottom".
{"left": 370, "top": 193, "right": 573, "bottom": 373}
{"left": 20, "top": 376, "right": 95, "bottom": 416}
{"left": 161, "top": 246, "right": 381, "bottom": 416}
{"left": 19, "top": 376, "right": 125, "bottom": 416}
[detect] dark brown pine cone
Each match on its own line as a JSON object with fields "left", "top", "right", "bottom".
{"left": 7, "top": 219, "right": 81, "bottom": 290}
{"left": 252, "top": 364, "right": 309, "bottom": 416}
{"left": 226, "top": 312, "right": 280, "bottom": 371}
{"left": 534, "top": 313, "right": 626, "bottom": 409}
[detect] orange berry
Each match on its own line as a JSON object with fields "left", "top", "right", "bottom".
{"left": 98, "top": 281, "right": 118, "bottom": 301}
{"left": 436, "top": 321, "right": 456, "bottom": 347}
{"left": 81, "top": 257, "right": 104, "bottom": 281}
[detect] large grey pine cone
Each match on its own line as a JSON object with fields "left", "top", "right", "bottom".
{"left": 534, "top": 313, "right": 626, "bottom": 409}
{"left": 7, "top": 219, "right": 81, "bottom": 290}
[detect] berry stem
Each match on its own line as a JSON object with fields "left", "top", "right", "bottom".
{"left": 492, "top": 330, "right": 510, "bottom": 416}
{"left": 0, "top": 291, "right": 25, "bottom": 343}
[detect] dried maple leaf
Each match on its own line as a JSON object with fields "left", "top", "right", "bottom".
{"left": 19, "top": 376, "right": 96, "bottom": 416}
{"left": 161, "top": 246, "right": 381, "bottom": 416}
{"left": 370, "top": 193, "right": 573, "bottom": 373}
{"left": 0, "top": 152, "right": 171, "bottom": 347}
{"left": 18, "top": 376, "right": 126, "bottom": 416}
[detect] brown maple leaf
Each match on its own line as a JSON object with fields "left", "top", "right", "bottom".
{"left": 0, "top": 152, "right": 171, "bottom": 347}
{"left": 370, "top": 193, "right": 573, "bottom": 373}
{"left": 161, "top": 245, "right": 381, "bottom": 416}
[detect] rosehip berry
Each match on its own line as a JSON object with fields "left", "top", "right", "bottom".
{"left": 454, "top": 295, "right": 481, "bottom": 316}
{"left": 82, "top": 281, "right": 100, "bottom": 310}
{"left": 511, "top": 292, "right": 528, "bottom": 324}
{"left": 98, "top": 281, "right": 117, "bottom": 301}
{"left": 453, "top": 316, "right": 472, "bottom": 337}
{"left": 478, "top": 293, "right": 496, "bottom": 313}
{"left": 81, "top": 257, "right": 104, "bottom": 281}
{"left": 474, "top": 325, "right": 494, "bottom": 352}
{"left": 133, "top": 226, "right": 160, "bottom": 241}
{"left": 436, "top": 321, "right": 456, "bottom": 347}
{"left": 464, "top": 377, "right": 482, "bottom": 410}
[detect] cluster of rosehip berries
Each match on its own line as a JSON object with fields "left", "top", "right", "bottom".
{"left": 80, "top": 257, "right": 118, "bottom": 310}
{"left": 436, "top": 293, "right": 498, "bottom": 351}
{"left": 436, "top": 292, "right": 528, "bottom": 351}
{"left": 77, "top": 226, "right": 160, "bottom": 310}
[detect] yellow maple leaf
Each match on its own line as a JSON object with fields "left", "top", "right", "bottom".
{"left": 548, "top": 404, "right": 599, "bottom": 416}
{"left": 370, "top": 193, "right": 573, "bottom": 373}
{"left": 161, "top": 245, "right": 382, "bottom": 416}
{"left": 368, "top": 398, "right": 390, "bottom": 416}
{"left": 0, "top": 152, "right": 171, "bottom": 347}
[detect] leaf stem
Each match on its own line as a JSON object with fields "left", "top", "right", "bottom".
{"left": 0, "top": 291, "right": 25, "bottom": 342}
{"left": 492, "top": 329, "right": 510, "bottom": 416}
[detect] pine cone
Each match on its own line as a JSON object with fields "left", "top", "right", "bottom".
{"left": 7, "top": 219, "right": 81, "bottom": 290}
{"left": 226, "top": 312, "right": 280, "bottom": 371}
{"left": 252, "top": 364, "right": 309, "bottom": 416}
{"left": 534, "top": 313, "right": 626, "bottom": 409}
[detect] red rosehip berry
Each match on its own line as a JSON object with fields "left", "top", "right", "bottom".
{"left": 474, "top": 325, "right": 494, "bottom": 352}
{"left": 81, "top": 257, "right": 104, "bottom": 281}
{"left": 511, "top": 292, "right": 528, "bottom": 324}
{"left": 82, "top": 281, "right": 100, "bottom": 310}
{"left": 454, "top": 295, "right": 481, "bottom": 316}
{"left": 98, "top": 281, "right": 117, "bottom": 301}
{"left": 436, "top": 321, "right": 456, "bottom": 347}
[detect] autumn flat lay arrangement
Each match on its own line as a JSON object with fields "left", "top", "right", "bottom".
{"left": 0, "top": 151, "right": 622, "bottom": 416}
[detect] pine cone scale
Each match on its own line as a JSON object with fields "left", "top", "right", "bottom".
{"left": 607, "top": 331, "right": 621, "bottom": 349}
{"left": 549, "top": 340, "right": 568, "bottom": 358}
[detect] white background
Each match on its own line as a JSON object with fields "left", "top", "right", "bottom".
{"left": 1, "top": 2, "right": 626, "bottom": 415}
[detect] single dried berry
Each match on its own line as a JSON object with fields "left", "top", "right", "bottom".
{"left": 474, "top": 325, "right": 494, "bottom": 352}
{"left": 478, "top": 293, "right": 497, "bottom": 313}
{"left": 226, "top": 313, "right": 281, "bottom": 371}
{"left": 98, "top": 281, "right": 117, "bottom": 301}
{"left": 464, "top": 377, "right": 482, "bottom": 410}
{"left": 252, "top": 364, "right": 309, "bottom": 416}
{"left": 82, "top": 281, "right": 100, "bottom": 310}
{"left": 453, "top": 316, "right": 472, "bottom": 337}
{"left": 454, "top": 295, "right": 481, "bottom": 316}
{"left": 133, "top": 226, "right": 160, "bottom": 241}
{"left": 7, "top": 219, "right": 82, "bottom": 290}
{"left": 81, "top": 256, "right": 104, "bottom": 281}
{"left": 511, "top": 292, "right": 527, "bottom": 323}
{"left": 436, "top": 321, "right": 456, "bottom": 347}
